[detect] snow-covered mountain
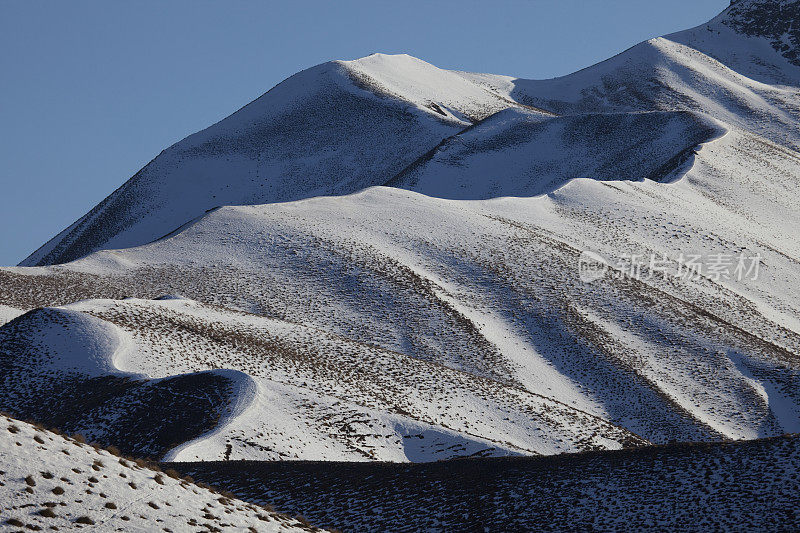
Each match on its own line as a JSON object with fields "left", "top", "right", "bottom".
{"left": 474, "top": 0, "right": 800, "bottom": 151}
{"left": 2, "top": 0, "right": 800, "bottom": 470}
{"left": 20, "top": 1, "right": 800, "bottom": 268}
{"left": 21, "top": 55, "right": 537, "bottom": 267}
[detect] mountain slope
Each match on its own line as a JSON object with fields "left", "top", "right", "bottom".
{"left": 21, "top": 55, "right": 532, "bottom": 267}
{"left": 0, "top": 299, "right": 643, "bottom": 462}
{"left": 21, "top": 1, "right": 800, "bottom": 268}
{"left": 2, "top": 0, "right": 800, "bottom": 467}
{"left": 721, "top": 0, "right": 800, "bottom": 69}
{"left": 3, "top": 116, "right": 800, "bottom": 458}
{"left": 0, "top": 307, "right": 260, "bottom": 459}
{"left": 0, "top": 415, "right": 313, "bottom": 532}
{"left": 174, "top": 434, "right": 800, "bottom": 532}
{"left": 387, "top": 108, "right": 722, "bottom": 199}
{"left": 464, "top": 0, "right": 800, "bottom": 151}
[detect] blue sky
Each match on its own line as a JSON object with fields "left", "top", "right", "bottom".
{"left": 0, "top": 0, "right": 727, "bottom": 266}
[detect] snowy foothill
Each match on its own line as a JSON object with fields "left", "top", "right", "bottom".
{"left": 0, "top": 415, "right": 315, "bottom": 532}
{"left": 0, "top": 297, "right": 641, "bottom": 462}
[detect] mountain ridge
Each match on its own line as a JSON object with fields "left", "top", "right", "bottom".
{"left": 20, "top": 1, "right": 800, "bottom": 267}
{"left": 3, "top": 0, "right": 800, "bottom": 467}
{"left": 20, "top": 55, "right": 528, "bottom": 267}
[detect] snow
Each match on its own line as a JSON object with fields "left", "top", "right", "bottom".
{"left": 5, "top": 120, "right": 800, "bottom": 457}
{"left": 340, "top": 53, "right": 522, "bottom": 124}
{"left": 8, "top": 307, "right": 138, "bottom": 378}
{"left": 391, "top": 108, "right": 724, "bottom": 199}
{"left": 1, "top": 0, "right": 799, "bottom": 467}
{"left": 0, "top": 415, "right": 309, "bottom": 532}
{"left": 0, "top": 296, "right": 632, "bottom": 462}
{"left": 20, "top": 55, "right": 531, "bottom": 268}
{"left": 20, "top": 6, "right": 800, "bottom": 269}
{"left": 0, "top": 304, "right": 23, "bottom": 326}
{"left": 161, "top": 369, "right": 259, "bottom": 462}
{"left": 466, "top": 5, "right": 800, "bottom": 153}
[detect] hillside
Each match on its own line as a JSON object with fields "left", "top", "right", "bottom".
{"left": 173, "top": 433, "right": 800, "bottom": 532}
{"left": 0, "top": 299, "right": 643, "bottom": 462}
{"left": 1, "top": 0, "right": 799, "bottom": 474}
{"left": 22, "top": 3, "right": 800, "bottom": 267}
{"left": 2, "top": 123, "right": 800, "bottom": 458}
{"left": 0, "top": 415, "right": 315, "bottom": 532}
{"left": 387, "top": 108, "right": 722, "bottom": 199}
{"left": 20, "top": 55, "right": 534, "bottom": 267}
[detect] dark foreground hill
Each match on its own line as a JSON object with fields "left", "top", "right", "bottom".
{"left": 172, "top": 434, "right": 800, "bottom": 532}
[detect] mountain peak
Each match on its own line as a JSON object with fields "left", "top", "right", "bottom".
{"left": 720, "top": 0, "right": 800, "bottom": 64}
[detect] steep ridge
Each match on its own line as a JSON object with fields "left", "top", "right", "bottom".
{"left": 464, "top": 0, "right": 800, "bottom": 151}
{"left": 0, "top": 415, "right": 312, "bottom": 532}
{"left": 22, "top": 55, "right": 530, "bottom": 267}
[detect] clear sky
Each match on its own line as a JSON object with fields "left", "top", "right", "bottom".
{"left": 0, "top": 0, "right": 728, "bottom": 266}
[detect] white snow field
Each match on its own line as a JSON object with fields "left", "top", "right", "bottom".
{"left": 0, "top": 305, "right": 23, "bottom": 326}
{"left": 1, "top": 0, "right": 800, "bottom": 467}
{"left": 0, "top": 415, "right": 312, "bottom": 532}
